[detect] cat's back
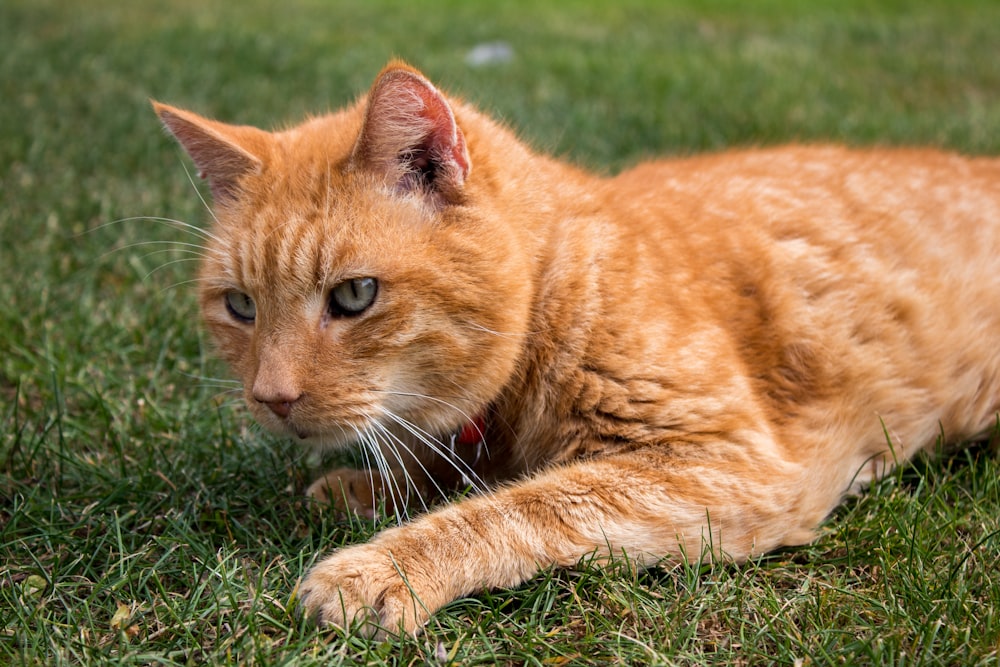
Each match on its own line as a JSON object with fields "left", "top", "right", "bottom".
{"left": 612, "top": 144, "right": 999, "bottom": 239}
{"left": 608, "top": 144, "right": 1000, "bottom": 292}
{"left": 594, "top": 145, "right": 1000, "bottom": 451}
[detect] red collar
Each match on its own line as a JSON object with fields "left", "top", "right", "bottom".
{"left": 455, "top": 414, "right": 486, "bottom": 446}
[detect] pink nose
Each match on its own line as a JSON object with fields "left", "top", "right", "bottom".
{"left": 251, "top": 356, "right": 302, "bottom": 419}
{"left": 262, "top": 399, "right": 296, "bottom": 419}
{"left": 252, "top": 388, "right": 301, "bottom": 419}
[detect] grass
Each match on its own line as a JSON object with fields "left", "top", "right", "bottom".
{"left": 3, "top": 0, "right": 1000, "bottom": 664}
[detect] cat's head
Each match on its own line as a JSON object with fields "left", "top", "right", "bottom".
{"left": 155, "top": 62, "right": 533, "bottom": 448}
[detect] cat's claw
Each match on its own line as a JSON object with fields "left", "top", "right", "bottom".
{"left": 297, "top": 543, "right": 432, "bottom": 639}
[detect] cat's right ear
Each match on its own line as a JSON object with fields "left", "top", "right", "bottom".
{"left": 350, "top": 64, "right": 471, "bottom": 205}
{"left": 152, "top": 101, "right": 266, "bottom": 204}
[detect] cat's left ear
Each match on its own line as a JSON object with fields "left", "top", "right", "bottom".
{"left": 351, "top": 64, "right": 471, "bottom": 204}
{"left": 152, "top": 101, "right": 267, "bottom": 205}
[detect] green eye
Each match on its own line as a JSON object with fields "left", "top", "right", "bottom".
{"left": 329, "top": 277, "right": 378, "bottom": 317}
{"left": 225, "top": 291, "right": 256, "bottom": 322}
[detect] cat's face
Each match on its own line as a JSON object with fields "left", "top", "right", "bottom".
{"left": 157, "top": 65, "right": 533, "bottom": 449}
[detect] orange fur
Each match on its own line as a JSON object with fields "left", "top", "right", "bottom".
{"left": 154, "top": 61, "right": 1000, "bottom": 638}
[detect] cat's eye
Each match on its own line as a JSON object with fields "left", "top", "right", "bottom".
{"left": 329, "top": 277, "right": 378, "bottom": 317}
{"left": 225, "top": 291, "right": 256, "bottom": 323}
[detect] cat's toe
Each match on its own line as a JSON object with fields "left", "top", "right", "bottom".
{"left": 297, "top": 545, "right": 429, "bottom": 639}
{"left": 297, "top": 572, "right": 376, "bottom": 635}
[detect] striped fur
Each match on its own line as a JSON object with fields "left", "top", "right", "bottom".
{"left": 155, "top": 62, "right": 1000, "bottom": 637}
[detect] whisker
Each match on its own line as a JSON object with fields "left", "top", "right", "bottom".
{"left": 153, "top": 273, "right": 228, "bottom": 288}
{"left": 180, "top": 161, "right": 220, "bottom": 225}
{"left": 106, "top": 240, "right": 209, "bottom": 259}
{"left": 138, "top": 250, "right": 209, "bottom": 266}
{"left": 92, "top": 226, "right": 219, "bottom": 282}
{"left": 142, "top": 256, "right": 205, "bottom": 282}
{"left": 181, "top": 371, "right": 242, "bottom": 386}
{"left": 357, "top": 425, "right": 409, "bottom": 524}
{"left": 201, "top": 389, "right": 244, "bottom": 403}
{"left": 353, "top": 426, "right": 391, "bottom": 509}
{"left": 206, "top": 388, "right": 243, "bottom": 401}
{"left": 373, "top": 390, "right": 480, "bottom": 429}
{"left": 381, "top": 408, "right": 488, "bottom": 496}
{"left": 89, "top": 215, "right": 221, "bottom": 245}
{"left": 158, "top": 276, "right": 214, "bottom": 294}
{"left": 210, "top": 398, "right": 246, "bottom": 411}
{"left": 369, "top": 420, "right": 446, "bottom": 513}
{"left": 459, "top": 322, "right": 546, "bottom": 338}
{"left": 196, "top": 386, "right": 244, "bottom": 397}
{"left": 374, "top": 389, "right": 493, "bottom": 462}
{"left": 352, "top": 427, "right": 381, "bottom": 522}
{"left": 381, "top": 418, "right": 476, "bottom": 504}
{"left": 368, "top": 423, "right": 428, "bottom": 516}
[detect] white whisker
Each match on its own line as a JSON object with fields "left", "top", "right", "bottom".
{"left": 87, "top": 215, "right": 218, "bottom": 244}
{"left": 380, "top": 408, "right": 488, "bottom": 496}
{"left": 179, "top": 161, "right": 220, "bottom": 225}
{"left": 352, "top": 428, "right": 381, "bottom": 524}
{"left": 460, "top": 322, "right": 545, "bottom": 338}
{"left": 368, "top": 422, "right": 428, "bottom": 516}
{"left": 359, "top": 425, "right": 410, "bottom": 524}
{"left": 158, "top": 277, "right": 213, "bottom": 294}
{"left": 142, "top": 257, "right": 205, "bottom": 282}
{"left": 181, "top": 371, "right": 242, "bottom": 386}
{"left": 101, "top": 239, "right": 209, "bottom": 262}
{"left": 370, "top": 420, "right": 452, "bottom": 512}
{"left": 374, "top": 389, "right": 492, "bottom": 459}
{"left": 202, "top": 389, "right": 245, "bottom": 404}
{"left": 372, "top": 389, "right": 480, "bottom": 430}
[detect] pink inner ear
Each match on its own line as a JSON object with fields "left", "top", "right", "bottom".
{"left": 352, "top": 67, "right": 471, "bottom": 194}
{"left": 410, "top": 83, "right": 471, "bottom": 179}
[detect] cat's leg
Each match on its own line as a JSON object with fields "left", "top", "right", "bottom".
{"left": 297, "top": 443, "right": 823, "bottom": 638}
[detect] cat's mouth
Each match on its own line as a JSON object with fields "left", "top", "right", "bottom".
{"left": 250, "top": 390, "right": 487, "bottom": 453}
{"left": 248, "top": 394, "right": 384, "bottom": 448}
{"left": 252, "top": 408, "right": 359, "bottom": 448}
{"left": 282, "top": 419, "right": 372, "bottom": 450}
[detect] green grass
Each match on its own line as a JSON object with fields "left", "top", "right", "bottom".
{"left": 3, "top": 0, "right": 1000, "bottom": 664}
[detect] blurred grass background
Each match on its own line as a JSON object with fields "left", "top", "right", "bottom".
{"left": 3, "top": 0, "right": 1000, "bottom": 664}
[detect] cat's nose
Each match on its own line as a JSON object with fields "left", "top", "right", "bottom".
{"left": 252, "top": 388, "right": 302, "bottom": 419}
{"left": 252, "top": 356, "right": 302, "bottom": 419}
{"left": 260, "top": 398, "right": 298, "bottom": 419}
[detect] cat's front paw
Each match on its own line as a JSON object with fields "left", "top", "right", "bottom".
{"left": 297, "top": 543, "right": 437, "bottom": 638}
{"left": 306, "top": 468, "right": 393, "bottom": 519}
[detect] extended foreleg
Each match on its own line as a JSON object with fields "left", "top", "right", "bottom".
{"left": 297, "top": 446, "right": 817, "bottom": 637}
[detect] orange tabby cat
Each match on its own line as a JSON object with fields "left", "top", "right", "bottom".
{"left": 154, "top": 61, "right": 1000, "bottom": 638}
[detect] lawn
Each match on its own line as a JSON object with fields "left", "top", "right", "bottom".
{"left": 3, "top": 0, "right": 1000, "bottom": 664}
